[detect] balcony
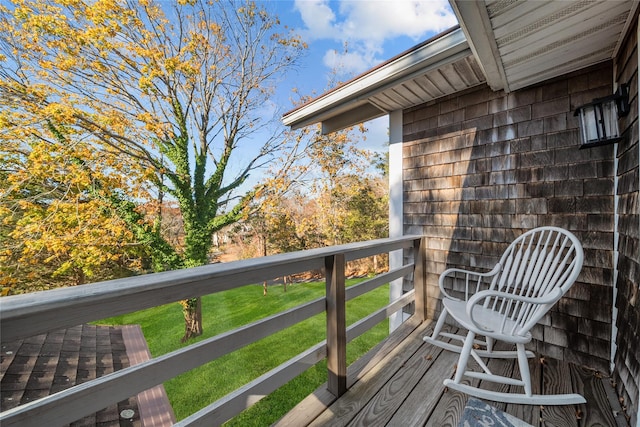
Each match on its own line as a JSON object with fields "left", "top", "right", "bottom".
{"left": 0, "top": 237, "right": 627, "bottom": 426}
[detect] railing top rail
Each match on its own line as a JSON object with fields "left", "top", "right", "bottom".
{"left": 1, "top": 235, "right": 421, "bottom": 342}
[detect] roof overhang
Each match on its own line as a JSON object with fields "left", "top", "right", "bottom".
{"left": 282, "top": 27, "right": 485, "bottom": 134}
{"left": 283, "top": 1, "right": 638, "bottom": 134}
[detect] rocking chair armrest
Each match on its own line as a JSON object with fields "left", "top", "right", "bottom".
{"left": 466, "top": 288, "right": 563, "bottom": 331}
{"left": 438, "top": 263, "right": 502, "bottom": 301}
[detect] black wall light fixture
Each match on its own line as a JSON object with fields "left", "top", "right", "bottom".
{"left": 574, "top": 84, "right": 630, "bottom": 149}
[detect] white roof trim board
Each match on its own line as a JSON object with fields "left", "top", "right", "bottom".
{"left": 450, "top": 0, "right": 507, "bottom": 92}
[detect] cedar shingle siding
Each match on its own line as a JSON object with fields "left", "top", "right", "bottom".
{"left": 613, "top": 13, "right": 640, "bottom": 427}
{"left": 403, "top": 63, "right": 616, "bottom": 371}
{"left": 403, "top": 24, "right": 640, "bottom": 420}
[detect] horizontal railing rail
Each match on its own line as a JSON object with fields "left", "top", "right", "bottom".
{"left": 0, "top": 235, "right": 427, "bottom": 427}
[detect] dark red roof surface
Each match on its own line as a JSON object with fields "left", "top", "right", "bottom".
{"left": 1, "top": 324, "right": 175, "bottom": 427}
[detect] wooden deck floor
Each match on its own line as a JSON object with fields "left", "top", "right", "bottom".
{"left": 277, "top": 318, "right": 628, "bottom": 427}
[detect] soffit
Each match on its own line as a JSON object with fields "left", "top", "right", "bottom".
{"left": 454, "top": 0, "right": 638, "bottom": 92}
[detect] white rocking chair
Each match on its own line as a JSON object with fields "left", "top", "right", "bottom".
{"left": 424, "top": 226, "right": 586, "bottom": 405}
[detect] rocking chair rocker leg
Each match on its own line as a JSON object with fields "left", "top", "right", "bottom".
{"left": 516, "top": 343, "right": 532, "bottom": 396}
{"left": 442, "top": 382, "right": 587, "bottom": 405}
{"left": 430, "top": 308, "right": 449, "bottom": 341}
{"left": 444, "top": 335, "right": 587, "bottom": 406}
{"left": 486, "top": 336, "right": 495, "bottom": 353}
{"left": 453, "top": 330, "right": 476, "bottom": 384}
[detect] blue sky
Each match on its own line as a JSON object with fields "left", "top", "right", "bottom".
{"left": 269, "top": 0, "right": 458, "bottom": 150}
{"left": 228, "top": 1, "right": 459, "bottom": 191}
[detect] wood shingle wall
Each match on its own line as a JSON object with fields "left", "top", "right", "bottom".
{"left": 403, "top": 62, "right": 616, "bottom": 374}
{"left": 613, "top": 12, "right": 640, "bottom": 427}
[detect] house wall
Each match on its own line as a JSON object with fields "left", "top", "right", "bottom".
{"left": 403, "top": 62, "right": 617, "bottom": 373}
{"left": 613, "top": 13, "right": 640, "bottom": 426}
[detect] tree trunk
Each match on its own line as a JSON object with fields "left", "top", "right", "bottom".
{"left": 181, "top": 226, "right": 209, "bottom": 342}
{"left": 181, "top": 297, "right": 203, "bottom": 342}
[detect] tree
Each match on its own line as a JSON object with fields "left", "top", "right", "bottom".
{"left": 342, "top": 175, "right": 388, "bottom": 243}
{"left": 0, "top": 127, "right": 148, "bottom": 293}
{"left": 0, "top": 0, "right": 305, "bottom": 340}
{"left": 254, "top": 122, "right": 388, "bottom": 250}
{"left": 307, "top": 125, "right": 378, "bottom": 246}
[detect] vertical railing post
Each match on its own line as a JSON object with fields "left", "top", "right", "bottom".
{"left": 413, "top": 237, "right": 428, "bottom": 322}
{"left": 325, "top": 253, "right": 347, "bottom": 397}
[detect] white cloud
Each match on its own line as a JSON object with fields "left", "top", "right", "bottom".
{"left": 293, "top": 0, "right": 337, "bottom": 39}
{"left": 295, "top": 0, "right": 456, "bottom": 43}
{"left": 323, "top": 48, "right": 377, "bottom": 76}
{"left": 336, "top": 0, "right": 457, "bottom": 42}
{"left": 294, "top": 0, "right": 457, "bottom": 77}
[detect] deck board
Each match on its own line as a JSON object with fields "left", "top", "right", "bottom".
{"left": 279, "top": 319, "right": 626, "bottom": 427}
{"left": 273, "top": 318, "right": 422, "bottom": 427}
{"left": 387, "top": 344, "right": 458, "bottom": 426}
{"left": 569, "top": 363, "right": 619, "bottom": 427}
{"left": 347, "top": 330, "right": 447, "bottom": 426}
{"left": 308, "top": 320, "right": 431, "bottom": 426}
{"left": 504, "top": 357, "right": 542, "bottom": 425}
{"left": 540, "top": 357, "right": 578, "bottom": 427}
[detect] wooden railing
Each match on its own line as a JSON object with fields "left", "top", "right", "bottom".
{"left": 0, "top": 235, "right": 427, "bottom": 427}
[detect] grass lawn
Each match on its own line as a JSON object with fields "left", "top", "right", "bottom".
{"left": 99, "top": 278, "right": 390, "bottom": 425}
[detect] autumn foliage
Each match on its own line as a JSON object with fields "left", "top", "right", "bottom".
{"left": 0, "top": 0, "right": 387, "bottom": 341}
{"left": 0, "top": 0, "right": 306, "bottom": 340}
{"left": 245, "top": 124, "right": 389, "bottom": 282}
{"left": 0, "top": 133, "right": 149, "bottom": 293}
